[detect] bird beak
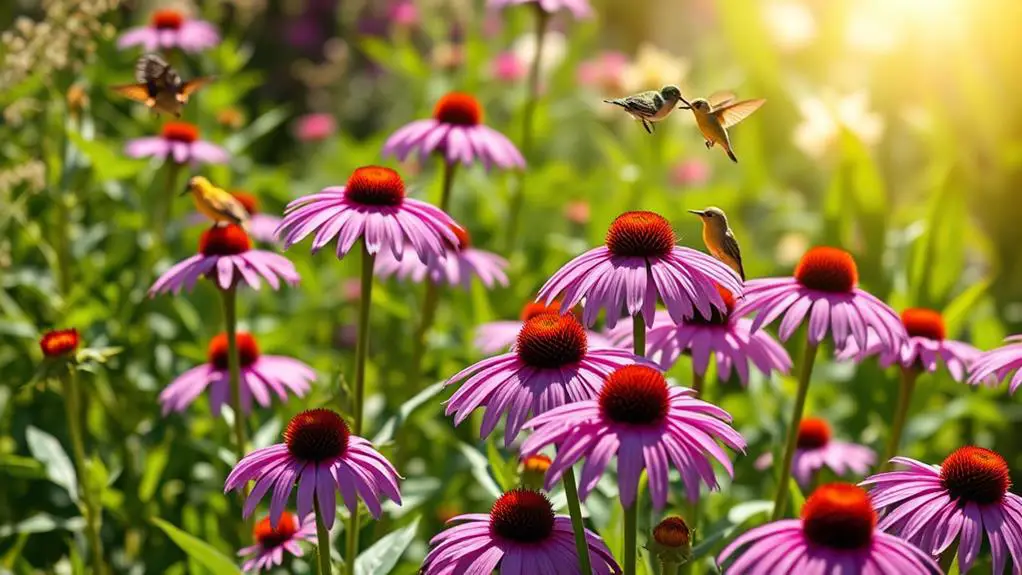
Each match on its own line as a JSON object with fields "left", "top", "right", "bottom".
{"left": 678, "top": 96, "right": 692, "bottom": 110}
{"left": 688, "top": 209, "right": 706, "bottom": 217}
{"left": 179, "top": 185, "right": 191, "bottom": 197}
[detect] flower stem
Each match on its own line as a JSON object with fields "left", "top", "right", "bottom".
{"left": 504, "top": 6, "right": 549, "bottom": 251}
{"left": 881, "top": 367, "right": 920, "bottom": 472}
{"left": 623, "top": 503, "right": 638, "bottom": 575}
{"left": 691, "top": 368, "right": 705, "bottom": 397}
{"left": 62, "top": 370, "right": 105, "bottom": 575}
{"left": 771, "top": 336, "right": 818, "bottom": 520}
{"left": 562, "top": 468, "right": 593, "bottom": 575}
{"left": 632, "top": 314, "right": 646, "bottom": 358}
{"left": 347, "top": 243, "right": 375, "bottom": 575}
{"left": 662, "top": 561, "right": 680, "bottom": 575}
{"left": 219, "top": 286, "right": 249, "bottom": 479}
{"left": 314, "top": 498, "right": 332, "bottom": 575}
{"left": 156, "top": 161, "right": 181, "bottom": 249}
{"left": 438, "top": 159, "right": 457, "bottom": 213}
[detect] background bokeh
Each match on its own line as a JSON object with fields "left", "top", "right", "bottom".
{"left": 2, "top": 0, "right": 1022, "bottom": 572}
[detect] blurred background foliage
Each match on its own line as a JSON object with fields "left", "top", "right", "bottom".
{"left": 2, "top": 0, "right": 1022, "bottom": 573}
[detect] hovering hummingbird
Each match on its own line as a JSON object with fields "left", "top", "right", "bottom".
{"left": 678, "top": 92, "right": 765, "bottom": 163}
{"left": 110, "top": 54, "right": 213, "bottom": 118}
{"left": 603, "top": 85, "right": 686, "bottom": 134}
{"left": 689, "top": 207, "right": 745, "bottom": 281}
{"left": 182, "top": 176, "right": 251, "bottom": 229}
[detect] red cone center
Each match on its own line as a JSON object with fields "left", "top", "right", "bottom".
{"left": 688, "top": 283, "right": 736, "bottom": 326}
{"left": 796, "top": 417, "right": 831, "bottom": 450}
{"left": 433, "top": 92, "right": 483, "bottom": 126}
{"left": 448, "top": 223, "right": 470, "bottom": 250}
{"left": 344, "top": 166, "right": 406, "bottom": 207}
{"left": 151, "top": 9, "right": 184, "bottom": 30}
{"left": 161, "top": 122, "right": 200, "bottom": 143}
{"left": 519, "top": 301, "right": 561, "bottom": 322}
{"left": 940, "top": 446, "right": 1011, "bottom": 505}
{"left": 40, "top": 328, "right": 80, "bottom": 357}
{"left": 801, "top": 483, "right": 876, "bottom": 550}
{"left": 231, "top": 192, "right": 260, "bottom": 215}
{"left": 489, "top": 489, "right": 555, "bottom": 543}
{"left": 653, "top": 516, "right": 690, "bottom": 548}
{"left": 794, "top": 247, "right": 859, "bottom": 293}
{"left": 901, "top": 308, "right": 946, "bottom": 341}
{"left": 599, "top": 365, "right": 670, "bottom": 426}
{"left": 516, "top": 314, "right": 588, "bottom": 369}
{"left": 199, "top": 224, "right": 251, "bottom": 256}
{"left": 284, "top": 409, "right": 351, "bottom": 462}
{"left": 253, "top": 512, "right": 298, "bottom": 548}
{"left": 605, "top": 211, "right": 676, "bottom": 258}
{"left": 207, "top": 332, "right": 260, "bottom": 370}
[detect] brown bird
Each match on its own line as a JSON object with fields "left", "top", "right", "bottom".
{"left": 689, "top": 207, "right": 745, "bottom": 280}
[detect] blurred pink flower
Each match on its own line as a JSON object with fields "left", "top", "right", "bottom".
{"left": 117, "top": 9, "right": 220, "bottom": 52}
{"left": 293, "top": 113, "right": 336, "bottom": 142}
{"left": 670, "top": 159, "right": 711, "bottom": 187}
{"left": 576, "top": 51, "right": 629, "bottom": 95}
{"left": 487, "top": 0, "right": 592, "bottom": 19}
{"left": 563, "top": 200, "right": 590, "bottom": 225}
{"left": 389, "top": 1, "right": 419, "bottom": 28}
{"left": 490, "top": 51, "right": 527, "bottom": 83}
{"left": 124, "top": 122, "right": 228, "bottom": 165}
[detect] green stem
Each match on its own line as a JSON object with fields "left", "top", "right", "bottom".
{"left": 438, "top": 159, "right": 457, "bottom": 213}
{"left": 691, "top": 368, "right": 705, "bottom": 397}
{"left": 156, "top": 161, "right": 181, "bottom": 249}
{"left": 562, "top": 468, "right": 593, "bottom": 575}
{"left": 220, "top": 286, "right": 249, "bottom": 475}
{"left": 314, "top": 498, "right": 332, "bottom": 575}
{"left": 633, "top": 314, "right": 646, "bottom": 358}
{"left": 623, "top": 503, "right": 637, "bottom": 575}
{"left": 62, "top": 370, "right": 104, "bottom": 575}
{"left": 771, "top": 336, "right": 818, "bottom": 520}
{"left": 662, "top": 561, "right": 680, "bottom": 575}
{"left": 881, "top": 367, "right": 920, "bottom": 472}
{"left": 347, "top": 243, "right": 375, "bottom": 575}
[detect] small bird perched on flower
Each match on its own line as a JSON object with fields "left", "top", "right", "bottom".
{"left": 689, "top": 207, "right": 745, "bottom": 280}
{"left": 183, "top": 176, "right": 250, "bottom": 228}
{"left": 678, "top": 91, "right": 765, "bottom": 162}
{"left": 110, "top": 54, "right": 213, "bottom": 118}
{"left": 604, "top": 85, "right": 686, "bottom": 134}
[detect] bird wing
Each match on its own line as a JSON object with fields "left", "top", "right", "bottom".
{"left": 714, "top": 99, "right": 766, "bottom": 129}
{"left": 177, "top": 76, "right": 214, "bottom": 102}
{"left": 109, "top": 83, "right": 152, "bottom": 104}
{"left": 708, "top": 91, "right": 736, "bottom": 109}
{"left": 614, "top": 92, "right": 661, "bottom": 118}
{"left": 136, "top": 54, "right": 178, "bottom": 87}
{"left": 722, "top": 229, "right": 745, "bottom": 280}
{"left": 208, "top": 193, "right": 251, "bottom": 224}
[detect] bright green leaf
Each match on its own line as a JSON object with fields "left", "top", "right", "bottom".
{"left": 372, "top": 382, "right": 445, "bottom": 445}
{"left": 353, "top": 516, "right": 420, "bottom": 575}
{"left": 150, "top": 518, "right": 242, "bottom": 575}
{"left": 26, "top": 426, "right": 78, "bottom": 502}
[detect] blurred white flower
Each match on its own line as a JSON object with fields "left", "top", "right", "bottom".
{"left": 511, "top": 31, "right": 567, "bottom": 77}
{"left": 763, "top": 1, "right": 816, "bottom": 51}
{"left": 621, "top": 43, "right": 690, "bottom": 94}
{"left": 792, "top": 91, "right": 884, "bottom": 158}
{"left": 845, "top": 5, "right": 898, "bottom": 54}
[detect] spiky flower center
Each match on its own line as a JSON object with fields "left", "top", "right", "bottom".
{"left": 284, "top": 409, "right": 350, "bottom": 462}
{"left": 940, "top": 446, "right": 1011, "bottom": 505}
{"left": 207, "top": 332, "right": 260, "bottom": 370}
{"left": 39, "top": 329, "right": 79, "bottom": 357}
{"left": 801, "top": 483, "right": 876, "bottom": 550}
{"left": 521, "top": 454, "right": 552, "bottom": 475}
{"left": 519, "top": 301, "right": 561, "bottom": 322}
{"left": 199, "top": 224, "right": 251, "bottom": 256}
{"left": 515, "top": 314, "right": 588, "bottom": 369}
{"left": 489, "top": 489, "right": 555, "bottom": 543}
{"left": 794, "top": 247, "right": 859, "bottom": 293}
{"left": 232, "top": 192, "right": 260, "bottom": 215}
{"left": 796, "top": 417, "right": 831, "bottom": 450}
{"left": 599, "top": 365, "right": 670, "bottom": 425}
{"left": 344, "top": 166, "right": 406, "bottom": 207}
{"left": 433, "top": 92, "right": 483, "bottom": 126}
{"left": 253, "top": 512, "right": 298, "bottom": 548}
{"left": 688, "top": 284, "right": 735, "bottom": 326}
{"left": 653, "top": 516, "right": 690, "bottom": 548}
{"left": 151, "top": 9, "right": 184, "bottom": 30}
{"left": 605, "top": 211, "right": 676, "bottom": 258}
{"left": 901, "top": 308, "right": 946, "bottom": 341}
{"left": 161, "top": 122, "right": 199, "bottom": 143}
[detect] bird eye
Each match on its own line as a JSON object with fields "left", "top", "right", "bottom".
{"left": 705, "top": 212, "right": 714, "bottom": 218}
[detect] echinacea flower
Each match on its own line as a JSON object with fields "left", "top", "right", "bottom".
{"left": 539, "top": 211, "right": 743, "bottom": 329}
{"left": 160, "top": 332, "right": 315, "bottom": 416}
{"left": 382, "top": 92, "right": 525, "bottom": 170}
{"left": 474, "top": 300, "right": 614, "bottom": 355}
{"left": 838, "top": 308, "right": 982, "bottom": 381}
{"left": 276, "top": 166, "right": 458, "bottom": 263}
{"left": 522, "top": 365, "right": 745, "bottom": 507}
{"left": 718, "top": 483, "right": 940, "bottom": 574}
{"left": 969, "top": 335, "right": 1022, "bottom": 393}
{"left": 520, "top": 454, "right": 552, "bottom": 490}
{"left": 293, "top": 113, "right": 336, "bottom": 142}
{"left": 117, "top": 9, "right": 220, "bottom": 52}
{"left": 446, "top": 313, "right": 646, "bottom": 446}
{"left": 375, "top": 224, "right": 509, "bottom": 290}
{"left": 487, "top": 0, "right": 592, "bottom": 19}
{"left": 735, "top": 246, "right": 906, "bottom": 352}
{"left": 225, "top": 409, "right": 401, "bottom": 529}
{"left": 125, "top": 122, "right": 229, "bottom": 165}
{"left": 420, "top": 488, "right": 620, "bottom": 575}
{"left": 491, "top": 51, "right": 527, "bottom": 82}
{"left": 238, "top": 512, "right": 316, "bottom": 573}
{"left": 39, "top": 329, "right": 80, "bottom": 358}
{"left": 649, "top": 516, "right": 692, "bottom": 567}
{"left": 862, "top": 447, "right": 1022, "bottom": 574}
{"left": 149, "top": 224, "right": 299, "bottom": 295}
{"left": 754, "top": 418, "right": 876, "bottom": 486}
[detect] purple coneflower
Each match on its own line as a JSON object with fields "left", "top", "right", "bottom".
{"left": 969, "top": 335, "right": 1022, "bottom": 393}
{"left": 125, "top": 122, "right": 228, "bottom": 165}
{"left": 718, "top": 483, "right": 940, "bottom": 574}
{"left": 446, "top": 313, "right": 644, "bottom": 447}
{"left": 149, "top": 224, "right": 299, "bottom": 295}
{"left": 382, "top": 92, "right": 525, "bottom": 170}
{"left": 487, "top": 0, "right": 592, "bottom": 19}
{"left": 375, "top": 224, "right": 509, "bottom": 289}
{"left": 754, "top": 417, "right": 876, "bottom": 487}
{"left": 862, "top": 447, "right": 1022, "bottom": 573}
{"left": 474, "top": 300, "right": 614, "bottom": 355}
{"left": 420, "top": 488, "right": 621, "bottom": 575}
{"left": 160, "top": 332, "right": 314, "bottom": 416}
{"left": 539, "top": 211, "right": 742, "bottom": 330}
{"left": 117, "top": 9, "right": 220, "bottom": 52}
{"left": 238, "top": 512, "right": 316, "bottom": 573}
{"left": 225, "top": 409, "right": 401, "bottom": 529}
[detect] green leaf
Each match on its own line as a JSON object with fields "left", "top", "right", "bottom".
{"left": 138, "top": 441, "right": 170, "bottom": 503}
{"left": 25, "top": 426, "right": 78, "bottom": 502}
{"left": 150, "top": 518, "right": 242, "bottom": 575}
{"left": 372, "top": 382, "right": 445, "bottom": 445}
{"left": 942, "top": 279, "right": 992, "bottom": 337}
{"left": 66, "top": 131, "right": 145, "bottom": 181}
{"left": 353, "top": 516, "right": 420, "bottom": 575}
{"left": 486, "top": 439, "right": 517, "bottom": 492}
{"left": 455, "top": 442, "right": 502, "bottom": 500}
{"left": 225, "top": 107, "right": 290, "bottom": 154}
{"left": 0, "top": 514, "right": 85, "bottom": 538}
{"left": 788, "top": 478, "right": 806, "bottom": 516}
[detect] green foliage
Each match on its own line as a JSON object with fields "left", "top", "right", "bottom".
{"left": 150, "top": 518, "right": 242, "bottom": 575}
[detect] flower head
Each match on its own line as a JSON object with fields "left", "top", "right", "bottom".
{"left": 735, "top": 246, "right": 906, "bottom": 352}
{"left": 473, "top": 299, "right": 614, "bottom": 355}
{"left": 862, "top": 447, "right": 1022, "bottom": 574}
{"left": 649, "top": 516, "right": 692, "bottom": 565}
{"left": 40, "top": 328, "right": 79, "bottom": 358}
{"left": 523, "top": 365, "right": 745, "bottom": 508}
{"left": 276, "top": 166, "right": 458, "bottom": 263}
{"left": 125, "top": 122, "right": 229, "bottom": 165}
{"left": 293, "top": 113, "right": 336, "bottom": 142}
{"left": 421, "top": 488, "right": 620, "bottom": 575}
{"left": 238, "top": 512, "right": 316, "bottom": 573}
{"left": 969, "top": 335, "right": 1022, "bottom": 393}
{"left": 117, "top": 9, "right": 220, "bottom": 52}
{"left": 718, "top": 483, "right": 940, "bottom": 574}
{"left": 149, "top": 224, "right": 300, "bottom": 295}
{"left": 491, "top": 51, "right": 527, "bottom": 82}
{"left": 225, "top": 409, "right": 401, "bottom": 529}
{"left": 382, "top": 92, "right": 525, "bottom": 170}
{"left": 539, "top": 211, "right": 743, "bottom": 329}
{"left": 447, "top": 314, "right": 646, "bottom": 446}
{"left": 160, "top": 332, "right": 315, "bottom": 417}
{"left": 486, "top": 0, "right": 592, "bottom": 19}
{"left": 521, "top": 454, "right": 552, "bottom": 490}
{"left": 375, "top": 224, "right": 509, "bottom": 289}
{"left": 754, "top": 417, "right": 876, "bottom": 486}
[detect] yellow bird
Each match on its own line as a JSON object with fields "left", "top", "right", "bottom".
{"left": 678, "top": 91, "right": 765, "bottom": 163}
{"left": 182, "top": 176, "right": 251, "bottom": 228}
{"left": 689, "top": 207, "right": 745, "bottom": 281}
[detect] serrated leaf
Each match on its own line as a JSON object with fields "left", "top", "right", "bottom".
{"left": 26, "top": 426, "right": 78, "bottom": 502}
{"left": 151, "top": 518, "right": 242, "bottom": 575}
{"left": 353, "top": 516, "right": 420, "bottom": 575}
{"left": 372, "top": 382, "right": 445, "bottom": 445}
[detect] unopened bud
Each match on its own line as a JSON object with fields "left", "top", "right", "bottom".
{"left": 649, "top": 516, "right": 691, "bottom": 566}
{"left": 520, "top": 454, "right": 551, "bottom": 490}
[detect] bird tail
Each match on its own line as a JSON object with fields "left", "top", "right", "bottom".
{"left": 726, "top": 149, "right": 738, "bottom": 163}
{"left": 603, "top": 99, "right": 626, "bottom": 108}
